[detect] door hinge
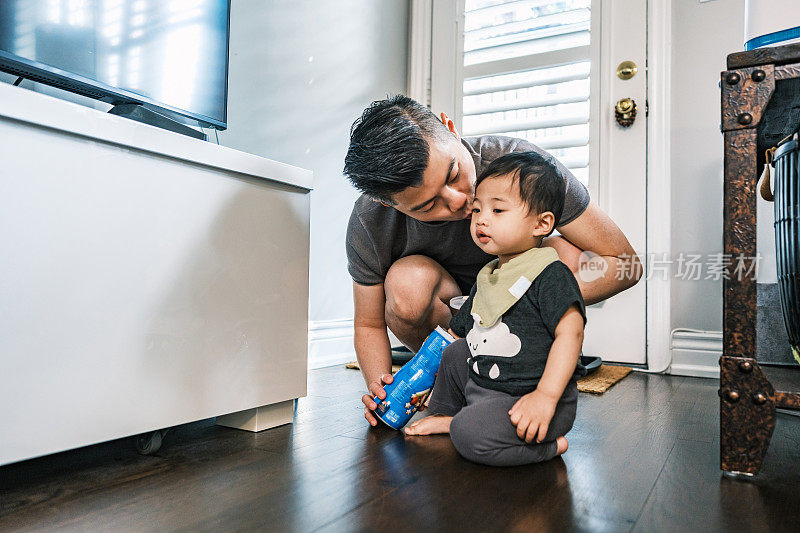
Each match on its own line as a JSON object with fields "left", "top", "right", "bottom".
{"left": 645, "top": 100, "right": 649, "bottom": 117}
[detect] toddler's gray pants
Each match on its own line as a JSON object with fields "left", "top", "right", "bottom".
{"left": 427, "top": 338, "right": 578, "bottom": 467}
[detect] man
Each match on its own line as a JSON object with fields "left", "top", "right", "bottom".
{"left": 343, "top": 95, "right": 642, "bottom": 426}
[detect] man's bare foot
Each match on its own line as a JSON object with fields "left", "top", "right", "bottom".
{"left": 556, "top": 436, "right": 569, "bottom": 455}
{"left": 404, "top": 415, "right": 453, "bottom": 436}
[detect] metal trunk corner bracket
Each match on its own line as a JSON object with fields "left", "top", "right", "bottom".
{"left": 721, "top": 65, "right": 775, "bottom": 133}
{"left": 719, "top": 43, "right": 800, "bottom": 476}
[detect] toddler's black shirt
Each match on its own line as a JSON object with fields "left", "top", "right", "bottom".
{"left": 449, "top": 260, "right": 587, "bottom": 396}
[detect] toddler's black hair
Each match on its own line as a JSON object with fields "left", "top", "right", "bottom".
{"left": 476, "top": 151, "right": 566, "bottom": 235}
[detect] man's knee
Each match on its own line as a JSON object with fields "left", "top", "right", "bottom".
{"left": 384, "top": 255, "right": 444, "bottom": 326}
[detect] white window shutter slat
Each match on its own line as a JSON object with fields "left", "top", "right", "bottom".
{"left": 462, "top": 0, "right": 593, "bottom": 186}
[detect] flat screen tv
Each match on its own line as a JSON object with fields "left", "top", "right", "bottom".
{"left": 0, "top": 0, "right": 230, "bottom": 130}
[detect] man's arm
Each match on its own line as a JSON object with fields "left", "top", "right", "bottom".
{"left": 353, "top": 281, "right": 392, "bottom": 385}
{"left": 544, "top": 200, "right": 643, "bottom": 305}
{"left": 353, "top": 281, "right": 394, "bottom": 426}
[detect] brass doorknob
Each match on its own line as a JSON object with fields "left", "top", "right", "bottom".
{"left": 615, "top": 98, "right": 637, "bottom": 127}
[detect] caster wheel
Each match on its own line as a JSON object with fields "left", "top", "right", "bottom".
{"left": 135, "top": 429, "right": 167, "bottom": 455}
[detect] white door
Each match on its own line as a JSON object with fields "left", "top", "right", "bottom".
{"left": 583, "top": 0, "right": 647, "bottom": 365}
{"left": 425, "top": 0, "right": 648, "bottom": 364}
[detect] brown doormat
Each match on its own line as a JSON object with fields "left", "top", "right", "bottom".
{"left": 577, "top": 365, "right": 632, "bottom": 394}
{"left": 346, "top": 361, "right": 632, "bottom": 395}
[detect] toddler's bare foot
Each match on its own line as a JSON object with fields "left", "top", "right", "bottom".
{"left": 556, "top": 436, "right": 569, "bottom": 455}
{"left": 404, "top": 415, "right": 453, "bottom": 436}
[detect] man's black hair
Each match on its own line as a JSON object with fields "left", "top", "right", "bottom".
{"left": 476, "top": 151, "right": 565, "bottom": 236}
{"left": 343, "top": 95, "right": 452, "bottom": 204}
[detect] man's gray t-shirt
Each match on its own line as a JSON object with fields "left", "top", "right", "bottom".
{"left": 345, "top": 135, "right": 591, "bottom": 293}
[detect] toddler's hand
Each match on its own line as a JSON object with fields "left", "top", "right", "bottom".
{"left": 508, "top": 389, "right": 559, "bottom": 443}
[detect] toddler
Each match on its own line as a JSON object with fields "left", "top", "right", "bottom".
{"left": 404, "top": 151, "right": 587, "bottom": 467}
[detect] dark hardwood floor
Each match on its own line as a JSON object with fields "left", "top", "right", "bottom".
{"left": 2, "top": 366, "right": 800, "bottom": 532}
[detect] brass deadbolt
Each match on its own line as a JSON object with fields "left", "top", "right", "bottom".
{"left": 617, "top": 61, "right": 638, "bottom": 80}
{"left": 614, "top": 98, "right": 637, "bottom": 127}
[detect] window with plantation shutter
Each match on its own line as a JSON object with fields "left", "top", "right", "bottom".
{"left": 461, "top": 0, "right": 592, "bottom": 186}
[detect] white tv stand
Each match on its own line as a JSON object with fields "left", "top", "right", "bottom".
{"left": 0, "top": 83, "right": 312, "bottom": 465}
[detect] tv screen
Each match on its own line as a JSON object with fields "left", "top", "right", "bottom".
{"left": 0, "top": 0, "right": 230, "bottom": 129}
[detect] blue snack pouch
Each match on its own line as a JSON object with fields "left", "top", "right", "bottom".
{"left": 373, "top": 326, "right": 455, "bottom": 430}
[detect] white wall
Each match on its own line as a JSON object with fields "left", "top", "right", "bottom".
{"left": 221, "top": 0, "right": 409, "bottom": 328}
{"left": 0, "top": 1, "right": 409, "bottom": 369}
{"left": 670, "top": 0, "right": 746, "bottom": 333}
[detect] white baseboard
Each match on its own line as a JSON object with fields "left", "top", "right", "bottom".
{"left": 308, "top": 319, "right": 355, "bottom": 370}
{"left": 307, "top": 320, "right": 405, "bottom": 370}
{"left": 309, "top": 321, "right": 724, "bottom": 378}
{"left": 668, "top": 329, "right": 722, "bottom": 379}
